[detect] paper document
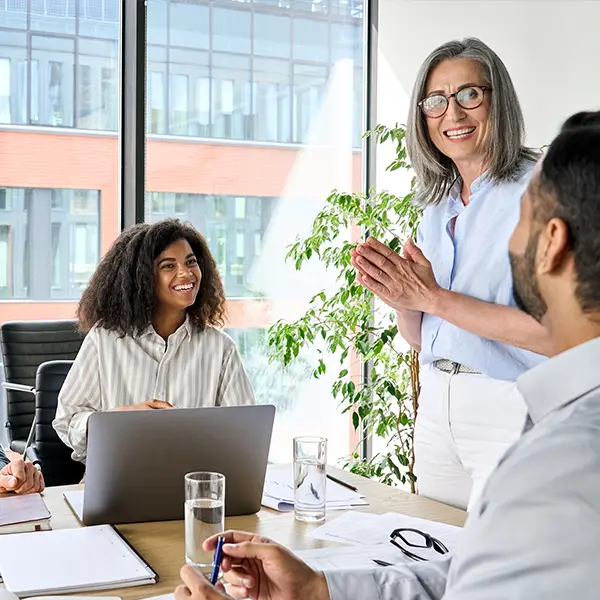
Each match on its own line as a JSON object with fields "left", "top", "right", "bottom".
{"left": 296, "top": 544, "right": 406, "bottom": 571}
{"left": 0, "top": 524, "right": 157, "bottom": 596}
{"left": 63, "top": 490, "right": 84, "bottom": 522}
{"left": 308, "top": 512, "right": 462, "bottom": 560}
{"left": 262, "top": 465, "right": 368, "bottom": 512}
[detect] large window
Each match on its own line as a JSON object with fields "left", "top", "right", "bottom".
{"left": 0, "top": 0, "right": 365, "bottom": 463}
{"left": 146, "top": 0, "right": 364, "bottom": 463}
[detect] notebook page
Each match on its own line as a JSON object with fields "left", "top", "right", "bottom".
{"left": 0, "top": 525, "right": 155, "bottom": 596}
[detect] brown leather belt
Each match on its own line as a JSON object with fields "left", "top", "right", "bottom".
{"left": 433, "top": 359, "right": 480, "bottom": 375}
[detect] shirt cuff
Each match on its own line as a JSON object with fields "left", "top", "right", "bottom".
{"left": 67, "top": 410, "right": 95, "bottom": 462}
{"left": 325, "top": 570, "right": 381, "bottom": 600}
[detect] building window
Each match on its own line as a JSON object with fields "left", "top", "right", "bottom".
{"left": 0, "top": 187, "right": 100, "bottom": 300}
{"left": 150, "top": 71, "right": 166, "bottom": 134}
{"left": 0, "top": 59, "right": 11, "bottom": 123}
{"left": 170, "top": 73, "right": 189, "bottom": 135}
{"left": 0, "top": 226, "right": 12, "bottom": 298}
{"left": 196, "top": 76, "right": 210, "bottom": 136}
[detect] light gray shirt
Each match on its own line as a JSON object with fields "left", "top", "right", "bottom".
{"left": 53, "top": 319, "right": 255, "bottom": 462}
{"left": 325, "top": 336, "right": 600, "bottom": 599}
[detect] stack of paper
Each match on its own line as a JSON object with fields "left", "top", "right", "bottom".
{"left": 306, "top": 511, "right": 461, "bottom": 564}
{"left": 262, "top": 465, "right": 368, "bottom": 512}
{"left": 0, "top": 525, "right": 157, "bottom": 596}
{"left": 0, "top": 493, "right": 51, "bottom": 534}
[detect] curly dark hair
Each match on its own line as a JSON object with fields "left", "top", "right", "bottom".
{"left": 78, "top": 219, "right": 226, "bottom": 335}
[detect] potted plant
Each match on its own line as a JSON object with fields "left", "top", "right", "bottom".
{"left": 267, "top": 124, "right": 423, "bottom": 490}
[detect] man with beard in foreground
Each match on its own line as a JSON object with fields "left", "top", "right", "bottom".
{"left": 174, "top": 110, "right": 600, "bottom": 599}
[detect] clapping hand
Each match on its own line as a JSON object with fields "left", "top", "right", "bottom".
{"left": 351, "top": 237, "right": 441, "bottom": 313}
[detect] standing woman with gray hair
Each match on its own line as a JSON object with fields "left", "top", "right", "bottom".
{"left": 351, "top": 38, "right": 549, "bottom": 510}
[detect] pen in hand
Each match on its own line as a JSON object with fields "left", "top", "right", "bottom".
{"left": 210, "top": 535, "right": 225, "bottom": 585}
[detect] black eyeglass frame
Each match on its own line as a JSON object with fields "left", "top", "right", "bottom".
{"left": 418, "top": 85, "right": 492, "bottom": 119}
{"left": 389, "top": 527, "right": 449, "bottom": 562}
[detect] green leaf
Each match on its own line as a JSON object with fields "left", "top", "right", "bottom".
{"left": 389, "top": 237, "right": 401, "bottom": 252}
{"left": 352, "top": 411, "right": 360, "bottom": 430}
{"left": 386, "top": 456, "right": 402, "bottom": 481}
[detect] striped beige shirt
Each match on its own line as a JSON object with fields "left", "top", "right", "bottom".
{"left": 53, "top": 318, "right": 255, "bottom": 462}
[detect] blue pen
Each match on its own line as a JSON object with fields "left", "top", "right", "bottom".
{"left": 210, "top": 536, "right": 226, "bottom": 585}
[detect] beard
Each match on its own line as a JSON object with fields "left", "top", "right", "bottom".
{"left": 509, "top": 230, "right": 548, "bottom": 323}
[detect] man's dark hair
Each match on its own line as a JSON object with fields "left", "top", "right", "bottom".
{"left": 78, "top": 219, "right": 226, "bottom": 335}
{"left": 537, "top": 110, "right": 600, "bottom": 312}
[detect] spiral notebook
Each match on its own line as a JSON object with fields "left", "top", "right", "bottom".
{"left": 0, "top": 524, "right": 157, "bottom": 597}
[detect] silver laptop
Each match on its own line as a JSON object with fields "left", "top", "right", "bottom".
{"left": 65, "top": 405, "right": 275, "bottom": 525}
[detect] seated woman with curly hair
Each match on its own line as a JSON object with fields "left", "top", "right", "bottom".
{"left": 53, "top": 219, "right": 255, "bottom": 463}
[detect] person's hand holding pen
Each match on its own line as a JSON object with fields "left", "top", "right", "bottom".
{"left": 174, "top": 530, "right": 331, "bottom": 600}
{"left": 0, "top": 457, "right": 45, "bottom": 495}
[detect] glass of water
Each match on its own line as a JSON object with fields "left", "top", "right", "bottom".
{"left": 184, "top": 472, "right": 225, "bottom": 573}
{"left": 293, "top": 436, "right": 327, "bottom": 523}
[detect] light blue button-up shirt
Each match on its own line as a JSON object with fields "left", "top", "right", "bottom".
{"left": 418, "top": 162, "right": 544, "bottom": 381}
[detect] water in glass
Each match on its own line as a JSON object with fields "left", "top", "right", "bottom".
{"left": 184, "top": 498, "right": 225, "bottom": 572}
{"left": 294, "top": 457, "right": 326, "bottom": 522}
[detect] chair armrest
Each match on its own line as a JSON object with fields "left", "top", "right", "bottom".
{"left": 2, "top": 382, "right": 35, "bottom": 394}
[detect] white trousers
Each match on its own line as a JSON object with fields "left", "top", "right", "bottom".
{"left": 413, "top": 364, "right": 527, "bottom": 511}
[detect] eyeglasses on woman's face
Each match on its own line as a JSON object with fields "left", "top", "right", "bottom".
{"left": 418, "top": 85, "right": 491, "bottom": 119}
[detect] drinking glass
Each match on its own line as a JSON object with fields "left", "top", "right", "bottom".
{"left": 184, "top": 472, "right": 225, "bottom": 573}
{"left": 293, "top": 436, "right": 327, "bottom": 523}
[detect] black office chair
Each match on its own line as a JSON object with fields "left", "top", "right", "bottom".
{"left": 0, "top": 320, "right": 84, "bottom": 453}
{"left": 28, "top": 360, "right": 85, "bottom": 486}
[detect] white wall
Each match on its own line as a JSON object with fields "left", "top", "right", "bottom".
{"left": 376, "top": 0, "right": 600, "bottom": 191}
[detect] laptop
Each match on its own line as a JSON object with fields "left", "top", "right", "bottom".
{"left": 64, "top": 405, "right": 275, "bottom": 525}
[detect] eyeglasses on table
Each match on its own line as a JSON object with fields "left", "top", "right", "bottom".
{"left": 389, "top": 527, "right": 449, "bottom": 562}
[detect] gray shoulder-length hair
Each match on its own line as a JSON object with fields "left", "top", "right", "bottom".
{"left": 406, "top": 37, "right": 539, "bottom": 206}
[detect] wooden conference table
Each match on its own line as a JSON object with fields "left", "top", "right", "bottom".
{"left": 5, "top": 467, "right": 466, "bottom": 599}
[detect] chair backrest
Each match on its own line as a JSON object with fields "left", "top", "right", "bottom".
{"left": 0, "top": 320, "right": 84, "bottom": 452}
{"left": 34, "top": 360, "right": 85, "bottom": 486}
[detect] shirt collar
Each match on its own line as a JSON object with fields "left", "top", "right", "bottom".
{"left": 447, "top": 170, "right": 492, "bottom": 214}
{"left": 138, "top": 315, "right": 193, "bottom": 342}
{"left": 517, "top": 336, "right": 600, "bottom": 424}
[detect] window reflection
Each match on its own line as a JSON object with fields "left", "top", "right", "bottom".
{"left": 0, "top": 0, "right": 363, "bottom": 144}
